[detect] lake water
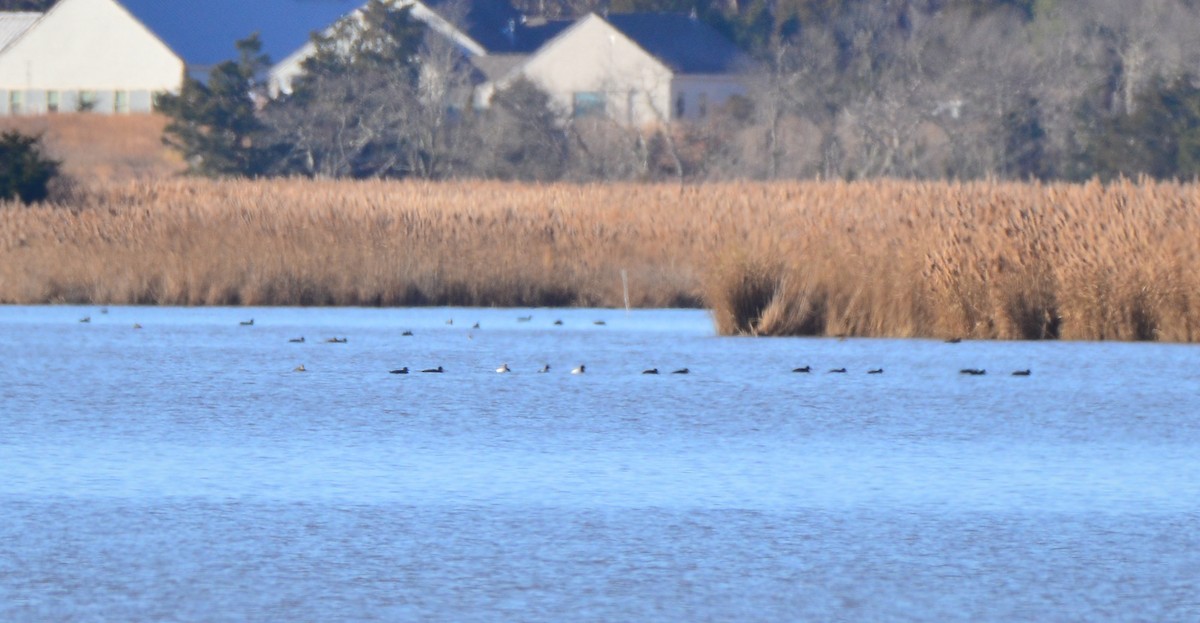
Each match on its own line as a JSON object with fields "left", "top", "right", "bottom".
{"left": 1, "top": 305, "right": 1198, "bottom": 622}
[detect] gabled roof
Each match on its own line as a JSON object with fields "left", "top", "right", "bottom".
{"left": 0, "top": 12, "right": 40, "bottom": 51}
{"left": 420, "top": 1, "right": 568, "bottom": 54}
{"left": 604, "top": 13, "right": 746, "bottom": 74}
{"left": 119, "top": 0, "right": 360, "bottom": 68}
{"left": 116, "top": 0, "right": 559, "bottom": 71}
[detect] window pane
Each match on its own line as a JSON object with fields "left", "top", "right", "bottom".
{"left": 572, "top": 92, "right": 605, "bottom": 118}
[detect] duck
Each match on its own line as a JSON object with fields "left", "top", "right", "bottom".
{"left": 422, "top": 366, "right": 444, "bottom": 373}
{"left": 132, "top": 323, "right": 142, "bottom": 330}
{"left": 960, "top": 368, "right": 986, "bottom": 375}
{"left": 293, "top": 364, "right": 306, "bottom": 372}
{"left": 538, "top": 364, "right": 551, "bottom": 373}
{"left": 945, "top": 337, "right": 962, "bottom": 344}
{"left": 517, "top": 315, "right": 532, "bottom": 322}
{"left": 868, "top": 368, "right": 884, "bottom": 374}
{"left": 79, "top": 316, "right": 90, "bottom": 323}
{"left": 642, "top": 368, "right": 659, "bottom": 375}
{"left": 593, "top": 320, "right": 607, "bottom": 326}
{"left": 571, "top": 364, "right": 585, "bottom": 374}
{"left": 473, "top": 322, "right": 481, "bottom": 329}
{"left": 240, "top": 319, "right": 254, "bottom": 326}
{"left": 553, "top": 319, "right": 564, "bottom": 326}
{"left": 325, "top": 337, "right": 348, "bottom": 343}
{"left": 497, "top": 363, "right": 510, "bottom": 373}
{"left": 671, "top": 368, "right": 689, "bottom": 375}
{"left": 389, "top": 367, "right": 409, "bottom": 374}
{"left": 828, "top": 368, "right": 847, "bottom": 373}
{"left": 1012, "top": 369, "right": 1031, "bottom": 376}
{"left": 401, "top": 330, "right": 414, "bottom": 337}
{"left": 792, "top": 366, "right": 811, "bottom": 373}
{"left": 288, "top": 336, "right": 305, "bottom": 343}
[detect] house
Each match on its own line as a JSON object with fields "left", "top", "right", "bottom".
{"left": 480, "top": 12, "right": 750, "bottom": 125}
{"left": 267, "top": 0, "right": 568, "bottom": 97}
{"left": 0, "top": 0, "right": 184, "bottom": 115}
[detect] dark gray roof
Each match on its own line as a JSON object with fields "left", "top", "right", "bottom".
{"left": 605, "top": 13, "right": 746, "bottom": 74}
{"left": 115, "top": 0, "right": 559, "bottom": 69}
{"left": 120, "top": 0, "right": 360, "bottom": 68}
{"left": 422, "top": 0, "right": 565, "bottom": 53}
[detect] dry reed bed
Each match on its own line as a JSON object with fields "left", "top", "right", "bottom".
{"left": 2, "top": 178, "right": 1198, "bottom": 341}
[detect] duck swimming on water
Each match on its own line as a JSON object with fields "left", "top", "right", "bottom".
{"left": 422, "top": 366, "right": 444, "bottom": 373}
{"left": 571, "top": 364, "right": 585, "bottom": 374}
{"left": 497, "top": 363, "right": 510, "bottom": 373}
{"left": 389, "top": 367, "right": 409, "bottom": 374}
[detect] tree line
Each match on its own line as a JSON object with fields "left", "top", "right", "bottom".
{"left": 161, "top": 0, "right": 1200, "bottom": 182}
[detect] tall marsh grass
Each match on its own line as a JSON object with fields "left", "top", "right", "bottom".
{"left": 2, "top": 177, "right": 1198, "bottom": 341}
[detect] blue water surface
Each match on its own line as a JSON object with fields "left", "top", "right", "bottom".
{"left": 1, "top": 305, "right": 1198, "bottom": 622}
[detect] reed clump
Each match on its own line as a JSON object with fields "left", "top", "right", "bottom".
{"left": 2, "top": 177, "right": 1198, "bottom": 342}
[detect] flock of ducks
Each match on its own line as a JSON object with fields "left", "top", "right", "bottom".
{"left": 270, "top": 316, "right": 1033, "bottom": 377}
{"left": 78, "top": 312, "right": 1033, "bottom": 378}
{"left": 360, "top": 365, "right": 1031, "bottom": 376}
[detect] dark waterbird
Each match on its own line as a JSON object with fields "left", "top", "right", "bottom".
{"left": 240, "top": 319, "right": 254, "bottom": 326}
{"left": 792, "top": 366, "right": 811, "bottom": 373}
{"left": 1012, "top": 369, "right": 1031, "bottom": 376}
{"left": 401, "top": 330, "right": 414, "bottom": 336}
{"left": 828, "top": 368, "right": 847, "bottom": 373}
{"left": 960, "top": 368, "right": 986, "bottom": 376}
{"left": 571, "top": 364, "right": 585, "bottom": 374}
{"left": 671, "top": 368, "right": 689, "bottom": 375}
{"left": 642, "top": 368, "right": 659, "bottom": 375}
{"left": 421, "top": 366, "right": 444, "bottom": 373}
{"left": 326, "top": 337, "right": 348, "bottom": 343}
{"left": 389, "top": 367, "right": 409, "bottom": 374}
{"left": 288, "top": 337, "right": 305, "bottom": 343}
{"left": 868, "top": 368, "right": 884, "bottom": 374}
{"left": 538, "top": 364, "right": 551, "bottom": 373}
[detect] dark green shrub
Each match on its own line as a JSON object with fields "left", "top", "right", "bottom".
{"left": 0, "top": 131, "right": 60, "bottom": 204}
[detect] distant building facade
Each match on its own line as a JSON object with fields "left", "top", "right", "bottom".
{"left": 0, "top": 0, "right": 183, "bottom": 115}
{"left": 478, "top": 12, "right": 750, "bottom": 125}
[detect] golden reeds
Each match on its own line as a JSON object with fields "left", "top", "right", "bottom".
{"left": 0, "top": 113, "right": 183, "bottom": 183}
{"left": 2, "top": 177, "right": 1199, "bottom": 341}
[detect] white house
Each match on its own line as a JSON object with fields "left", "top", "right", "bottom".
{"left": 480, "top": 12, "right": 750, "bottom": 126}
{"left": 267, "top": 0, "right": 564, "bottom": 97}
{"left": 0, "top": 0, "right": 184, "bottom": 115}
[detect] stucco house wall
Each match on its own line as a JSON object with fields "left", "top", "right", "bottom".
{"left": 0, "top": 0, "right": 183, "bottom": 115}
{"left": 485, "top": 13, "right": 749, "bottom": 125}
{"left": 508, "top": 15, "right": 675, "bottom": 125}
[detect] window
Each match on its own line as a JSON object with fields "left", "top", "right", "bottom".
{"left": 114, "top": 90, "right": 128, "bottom": 113}
{"left": 675, "top": 93, "right": 686, "bottom": 118}
{"left": 9, "top": 91, "right": 22, "bottom": 115}
{"left": 698, "top": 93, "right": 709, "bottom": 119}
{"left": 78, "top": 90, "right": 97, "bottom": 112}
{"left": 572, "top": 91, "right": 605, "bottom": 118}
{"left": 47, "top": 90, "right": 59, "bottom": 113}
